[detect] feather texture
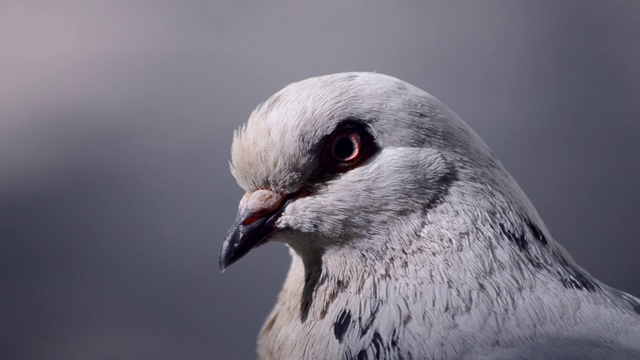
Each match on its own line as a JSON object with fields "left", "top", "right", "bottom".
{"left": 224, "top": 72, "right": 640, "bottom": 359}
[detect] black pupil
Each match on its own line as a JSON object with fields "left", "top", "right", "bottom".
{"left": 334, "top": 136, "right": 355, "bottom": 160}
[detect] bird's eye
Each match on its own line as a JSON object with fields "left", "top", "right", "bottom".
{"left": 331, "top": 132, "right": 361, "bottom": 162}
{"left": 321, "top": 122, "right": 376, "bottom": 173}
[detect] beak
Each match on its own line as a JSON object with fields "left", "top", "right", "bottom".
{"left": 219, "top": 189, "right": 291, "bottom": 271}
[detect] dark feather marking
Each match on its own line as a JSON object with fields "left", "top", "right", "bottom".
{"left": 320, "top": 294, "right": 336, "bottom": 319}
{"left": 499, "top": 223, "right": 528, "bottom": 251}
{"left": 321, "top": 289, "right": 338, "bottom": 319}
{"left": 334, "top": 309, "right": 352, "bottom": 343}
{"left": 300, "top": 256, "right": 323, "bottom": 322}
{"left": 318, "top": 272, "right": 333, "bottom": 319}
{"left": 371, "top": 332, "right": 383, "bottom": 360}
{"left": 496, "top": 223, "right": 544, "bottom": 269}
{"left": 391, "top": 328, "right": 399, "bottom": 348}
{"left": 353, "top": 332, "right": 388, "bottom": 360}
{"left": 360, "top": 302, "right": 381, "bottom": 337}
{"left": 630, "top": 300, "right": 640, "bottom": 316}
{"left": 526, "top": 219, "right": 548, "bottom": 246}
{"left": 556, "top": 255, "right": 598, "bottom": 292}
{"left": 356, "top": 349, "right": 368, "bottom": 360}
{"left": 320, "top": 277, "right": 349, "bottom": 319}
{"left": 337, "top": 278, "right": 348, "bottom": 291}
{"left": 626, "top": 298, "right": 640, "bottom": 316}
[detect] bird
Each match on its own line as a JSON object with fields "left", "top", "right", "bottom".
{"left": 219, "top": 72, "right": 640, "bottom": 359}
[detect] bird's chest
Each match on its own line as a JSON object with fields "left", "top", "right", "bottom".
{"left": 258, "top": 299, "right": 404, "bottom": 359}
{"left": 256, "top": 276, "right": 481, "bottom": 360}
{"left": 255, "top": 248, "right": 545, "bottom": 359}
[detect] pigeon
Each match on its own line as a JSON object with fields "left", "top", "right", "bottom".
{"left": 219, "top": 72, "right": 640, "bottom": 359}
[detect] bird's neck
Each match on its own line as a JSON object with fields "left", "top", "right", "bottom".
{"left": 278, "top": 203, "right": 596, "bottom": 327}
{"left": 281, "top": 227, "right": 524, "bottom": 328}
{"left": 260, "top": 215, "right": 606, "bottom": 359}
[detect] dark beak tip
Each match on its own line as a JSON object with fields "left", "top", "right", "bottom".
{"left": 218, "top": 225, "right": 241, "bottom": 272}
{"left": 219, "top": 190, "right": 295, "bottom": 272}
{"left": 218, "top": 215, "right": 274, "bottom": 272}
{"left": 218, "top": 244, "right": 241, "bottom": 272}
{"left": 218, "top": 251, "right": 229, "bottom": 272}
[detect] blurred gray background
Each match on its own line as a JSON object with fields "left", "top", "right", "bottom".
{"left": 1, "top": 1, "right": 639, "bottom": 359}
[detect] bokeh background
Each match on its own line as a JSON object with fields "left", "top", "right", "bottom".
{"left": 2, "top": 1, "right": 639, "bottom": 359}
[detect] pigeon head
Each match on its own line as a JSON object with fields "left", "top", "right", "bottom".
{"left": 220, "top": 72, "right": 504, "bottom": 269}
